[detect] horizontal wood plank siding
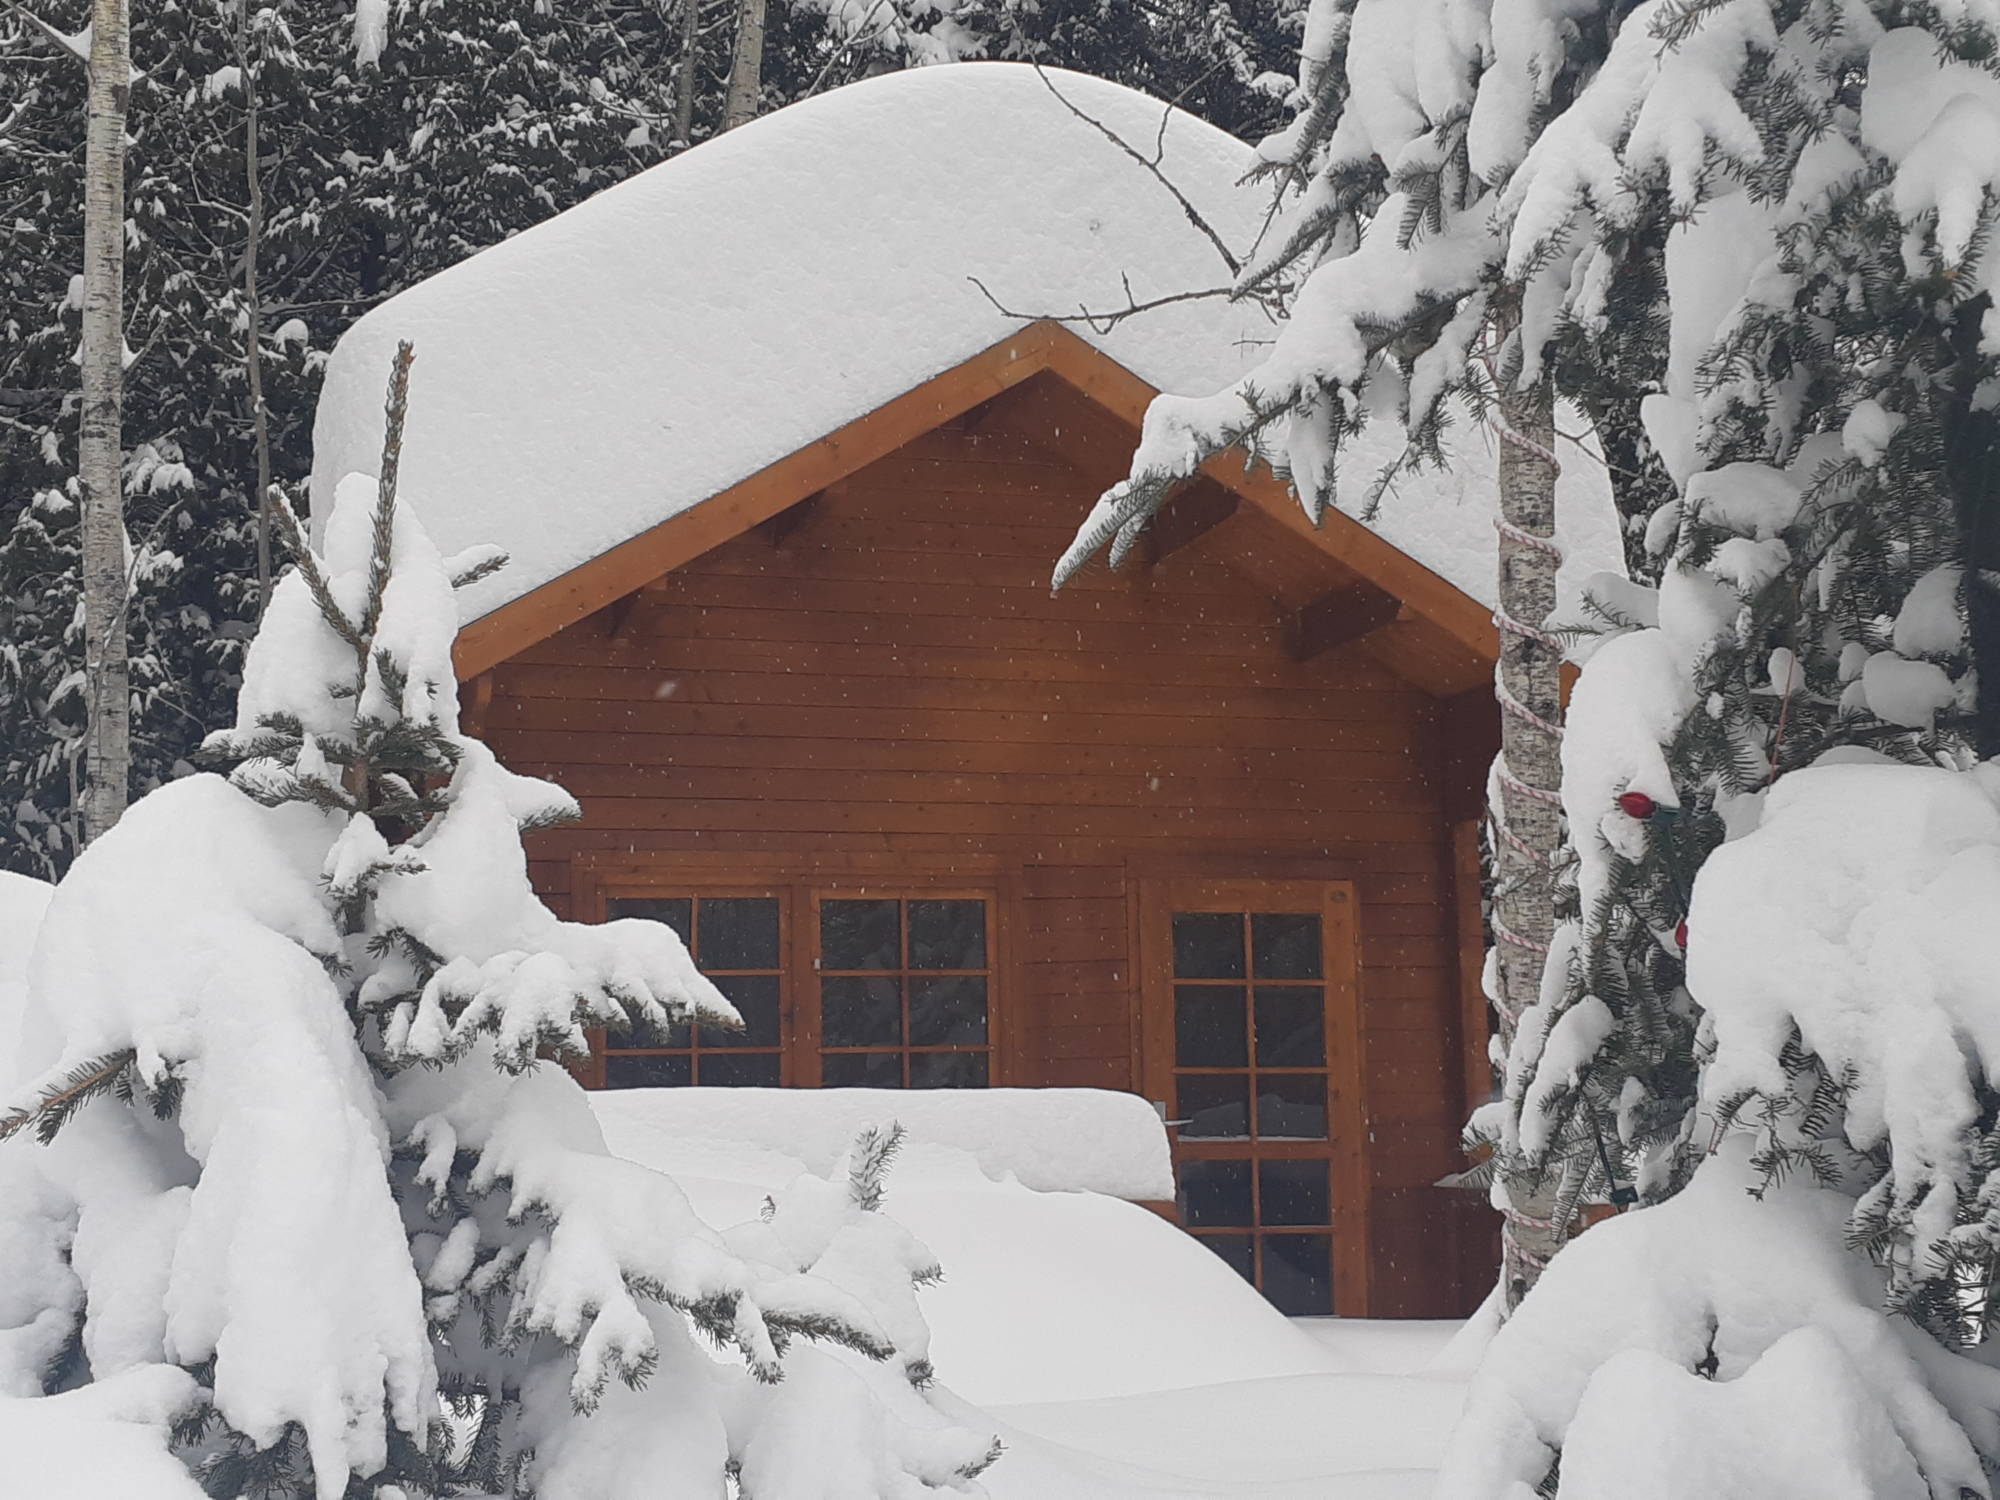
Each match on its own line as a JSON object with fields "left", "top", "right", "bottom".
{"left": 487, "top": 421, "right": 1483, "bottom": 1315}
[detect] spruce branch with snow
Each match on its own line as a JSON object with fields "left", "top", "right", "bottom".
{"left": 0, "top": 349, "right": 997, "bottom": 1499}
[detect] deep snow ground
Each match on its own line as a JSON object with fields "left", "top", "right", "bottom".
{"left": 595, "top": 1091, "right": 1482, "bottom": 1499}
{"left": 974, "top": 1332, "right": 1475, "bottom": 1499}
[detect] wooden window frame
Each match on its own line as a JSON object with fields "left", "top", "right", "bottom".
{"left": 808, "top": 888, "right": 999, "bottom": 1089}
{"left": 574, "top": 852, "right": 1020, "bottom": 1089}
{"left": 1137, "top": 876, "right": 1369, "bottom": 1315}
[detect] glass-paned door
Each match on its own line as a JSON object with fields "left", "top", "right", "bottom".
{"left": 602, "top": 894, "right": 786, "bottom": 1086}
{"left": 1141, "top": 880, "right": 1364, "bottom": 1315}
{"left": 813, "top": 894, "right": 995, "bottom": 1087}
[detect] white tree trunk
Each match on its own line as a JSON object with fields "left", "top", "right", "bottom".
{"left": 237, "top": 0, "right": 272, "bottom": 614}
{"left": 80, "top": 0, "right": 131, "bottom": 845}
{"left": 722, "top": 0, "right": 766, "bottom": 130}
{"left": 674, "top": 0, "right": 698, "bottom": 144}
{"left": 1489, "top": 369, "right": 1568, "bottom": 1307}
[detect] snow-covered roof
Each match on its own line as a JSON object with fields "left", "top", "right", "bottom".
{"left": 312, "top": 62, "right": 1622, "bottom": 633}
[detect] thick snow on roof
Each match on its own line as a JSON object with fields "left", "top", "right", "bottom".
{"left": 312, "top": 62, "right": 1623, "bottom": 628}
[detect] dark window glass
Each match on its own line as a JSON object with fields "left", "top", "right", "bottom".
{"left": 1251, "top": 913, "right": 1322, "bottom": 979}
{"left": 1197, "top": 1234, "right": 1255, "bottom": 1285}
{"left": 1262, "top": 1233, "right": 1334, "bottom": 1315}
{"left": 699, "top": 898, "right": 780, "bottom": 970}
{"left": 909, "top": 976, "right": 987, "bottom": 1046}
{"left": 908, "top": 900, "right": 985, "bottom": 970}
{"left": 1259, "top": 1159, "right": 1331, "bottom": 1225}
{"left": 821, "top": 900, "right": 901, "bottom": 971}
{"left": 822, "top": 976, "right": 902, "bottom": 1046}
{"left": 1177, "top": 1074, "right": 1250, "bottom": 1139}
{"left": 1181, "top": 1159, "right": 1253, "bottom": 1227}
{"left": 909, "top": 1051, "right": 989, "bottom": 1088}
{"left": 703, "top": 974, "right": 781, "bottom": 1048}
{"left": 822, "top": 1052, "right": 903, "bottom": 1088}
{"left": 1176, "top": 985, "right": 1248, "bottom": 1068}
{"left": 1172, "top": 912, "right": 1245, "bottom": 979}
{"left": 1254, "top": 987, "right": 1325, "bottom": 1068}
{"left": 606, "top": 1015, "right": 690, "bottom": 1050}
{"left": 608, "top": 897, "right": 693, "bottom": 944}
{"left": 604, "top": 1053, "right": 692, "bottom": 1089}
{"left": 1255, "top": 1076, "right": 1328, "bottom": 1140}
{"left": 698, "top": 1052, "right": 781, "bottom": 1088}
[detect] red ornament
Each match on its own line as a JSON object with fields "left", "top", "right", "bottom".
{"left": 1675, "top": 920, "right": 1689, "bottom": 950}
{"left": 1617, "top": 791, "right": 1657, "bottom": 820}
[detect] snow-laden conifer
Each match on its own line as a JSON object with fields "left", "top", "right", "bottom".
{"left": 0, "top": 349, "right": 997, "bottom": 1499}
{"left": 1053, "top": 0, "right": 1626, "bottom": 1299}
{"left": 1408, "top": 0, "right": 2000, "bottom": 1488}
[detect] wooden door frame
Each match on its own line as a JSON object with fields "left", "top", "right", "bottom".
{"left": 573, "top": 850, "right": 1023, "bottom": 1087}
{"left": 1134, "top": 874, "right": 1371, "bottom": 1315}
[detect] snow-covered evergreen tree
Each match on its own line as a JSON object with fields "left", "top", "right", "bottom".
{"left": 1395, "top": 0, "right": 2000, "bottom": 1487}
{"left": 0, "top": 349, "right": 998, "bottom": 1499}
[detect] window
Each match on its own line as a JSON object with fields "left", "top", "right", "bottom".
{"left": 589, "top": 876, "right": 1001, "bottom": 1091}
{"left": 602, "top": 895, "right": 785, "bottom": 1087}
{"left": 1140, "top": 879, "right": 1363, "bottom": 1316}
{"left": 816, "top": 895, "right": 994, "bottom": 1088}
{"left": 1172, "top": 911, "right": 1330, "bottom": 1142}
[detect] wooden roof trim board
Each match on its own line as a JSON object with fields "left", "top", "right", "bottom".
{"left": 450, "top": 320, "right": 1502, "bottom": 683}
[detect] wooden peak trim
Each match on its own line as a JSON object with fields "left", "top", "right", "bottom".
{"left": 1284, "top": 582, "right": 1404, "bottom": 663}
{"left": 449, "top": 320, "right": 1499, "bottom": 683}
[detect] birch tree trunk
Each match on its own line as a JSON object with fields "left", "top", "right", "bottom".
{"left": 80, "top": 0, "right": 131, "bottom": 844}
{"left": 237, "top": 0, "right": 272, "bottom": 615}
{"left": 1489, "top": 362, "right": 1569, "bottom": 1308}
{"left": 722, "top": 0, "right": 766, "bottom": 130}
{"left": 674, "top": 0, "right": 698, "bottom": 144}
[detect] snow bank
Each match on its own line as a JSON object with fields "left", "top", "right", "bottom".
{"left": 0, "top": 870, "right": 53, "bottom": 1084}
{"left": 591, "top": 1085, "right": 1173, "bottom": 1200}
{"left": 0, "top": 1366, "right": 208, "bottom": 1499}
{"left": 1437, "top": 1143, "right": 2000, "bottom": 1500}
{"left": 1, "top": 884, "right": 205, "bottom": 1498}
{"left": 314, "top": 63, "right": 1622, "bottom": 629}
{"left": 591, "top": 1094, "right": 1336, "bottom": 1405}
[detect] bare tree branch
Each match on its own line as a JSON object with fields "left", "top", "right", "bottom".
{"left": 1032, "top": 63, "right": 1241, "bottom": 276}
{"left": 967, "top": 273, "right": 1237, "bottom": 336}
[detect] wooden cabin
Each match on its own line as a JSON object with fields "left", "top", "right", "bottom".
{"left": 310, "top": 65, "right": 1612, "bottom": 1318}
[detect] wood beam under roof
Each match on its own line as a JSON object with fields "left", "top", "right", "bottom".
{"left": 1284, "top": 581, "right": 1405, "bottom": 663}
{"left": 1141, "top": 478, "right": 1239, "bottom": 565}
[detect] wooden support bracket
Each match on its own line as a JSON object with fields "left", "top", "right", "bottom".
{"left": 1141, "top": 479, "right": 1239, "bottom": 566}
{"left": 758, "top": 491, "right": 823, "bottom": 549}
{"left": 605, "top": 589, "right": 647, "bottom": 641}
{"left": 1284, "top": 581, "right": 1404, "bottom": 663}
{"left": 462, "top": 671, "right": 495, "bottom": 738}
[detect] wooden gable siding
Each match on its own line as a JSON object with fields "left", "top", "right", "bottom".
{"left": 483, "top": 420, "right": 1484, "bottom": 1315}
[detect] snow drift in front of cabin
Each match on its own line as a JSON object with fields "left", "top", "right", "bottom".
{"left": 311, "top": 63, "right": 1624, "bottom": 636}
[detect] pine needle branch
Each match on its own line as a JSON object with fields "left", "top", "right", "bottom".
{"left": 0, "top": 1048, "right": 137, "bottom": 1143}
{"left": 1031, "top": 64, "right": 1242, "bottom": 275}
